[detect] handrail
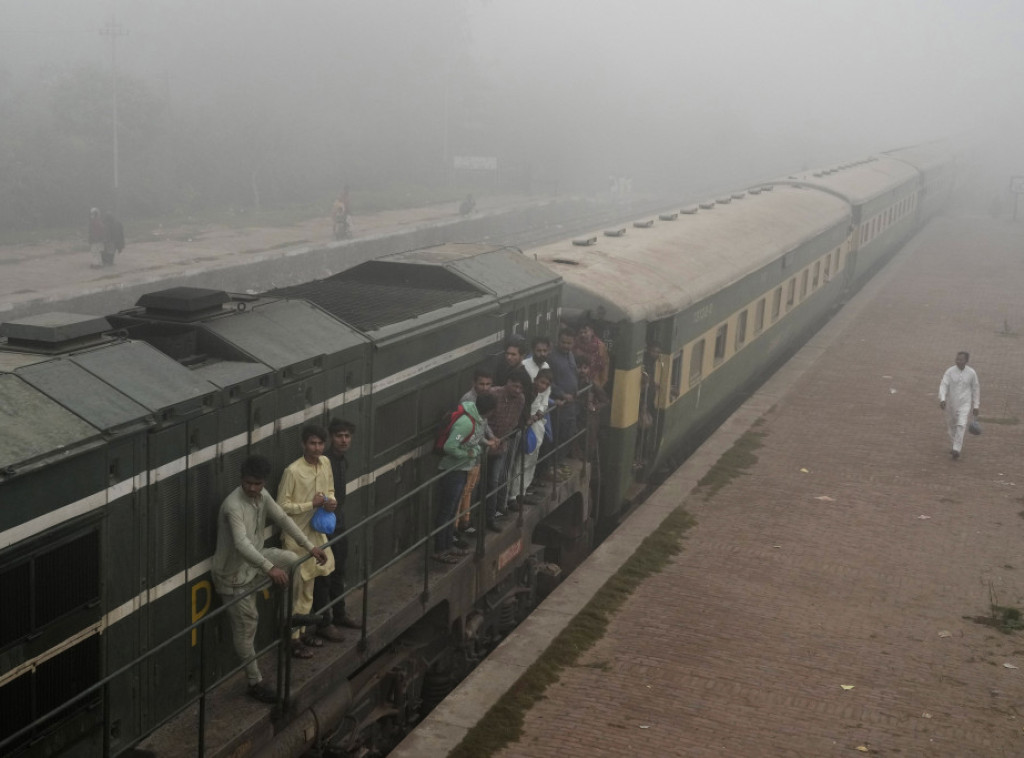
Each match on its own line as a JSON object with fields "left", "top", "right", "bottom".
{"left": 1, "top": 383, "right": 593, "bottom": 757}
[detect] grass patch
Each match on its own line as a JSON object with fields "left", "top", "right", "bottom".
{"left": 965, "top": 605, "right": 1024, "bottom": 634}
{"left": 447, "top": 506, "right": 697, "bottom": 758}
{"left": 696, "top": 419, "right": 767, "bottom": 497}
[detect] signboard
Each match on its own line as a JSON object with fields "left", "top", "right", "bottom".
{"left": 453, "top": 155, "right": 498, "bottom": 171}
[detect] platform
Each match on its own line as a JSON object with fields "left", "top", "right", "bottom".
{"left": 397, "top": 212, "right": 1024, "bottom": 757}
{"left": 0, "top": 195, "right": 585, "bottom": 322}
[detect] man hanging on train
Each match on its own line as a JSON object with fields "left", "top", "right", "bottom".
{"left": 312, "top": 418, "right": 363, "bottom": 642}
{"left": 486, "top": 370, "right": 528, "bottom": 526}
{"left": 435, "top": 393, "right": 497, "bottom": 563}
{"left": 212, "top": 455, "right": 327, "bottom": 703}
{"left": 277, "top": 425, "right": 337, "bottom": 658}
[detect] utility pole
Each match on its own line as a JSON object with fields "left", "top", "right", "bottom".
{"left": 100, "top": 16, "right": 127, "bottom": 213}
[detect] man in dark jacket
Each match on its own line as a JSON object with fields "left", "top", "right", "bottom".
{"left": 313, "top": 418, "right": 361, "bottom": 640}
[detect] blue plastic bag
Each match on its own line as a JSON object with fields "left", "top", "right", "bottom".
{"left": 968, "top": 419, "right": 982, "bottom": 436}
{"left": 311, "top": 506, "right": 336, "bottom": 534}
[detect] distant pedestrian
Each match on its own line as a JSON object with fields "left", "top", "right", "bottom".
{"left": 938, "top": 351, "right": 980, "bottom": 460}
{"left": 88, "top": 208, "right": 124, "bottom": 267}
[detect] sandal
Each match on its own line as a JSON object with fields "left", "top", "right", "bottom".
{"left": 300, "top": 634, "right": 324, "bottom": 648}
{"left": 291, "top": 642, "right": 314, "bottom": 659}
{"left": 432, "top": 552, "right": 460, "bottom": 565}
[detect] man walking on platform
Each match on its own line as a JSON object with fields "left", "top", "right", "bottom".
{"left": 939, "top": 351, "right": 980, "bottom": 460}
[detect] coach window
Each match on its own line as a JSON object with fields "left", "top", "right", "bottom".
{"left": 689, "top": 339, "right": 705, "bottom": 386}
{"left": 670, "top": 352, "right": 683, "bottom": 399}
{"left": 800, "top": 270, "right": 809, "bottom": 299}
{"left": 735, "top": 310, "right": 748, "bottom": 349}
{"left": 833, "top": 249, "right": 841, "bottom": 274}
{"left": 713, "top": 324, "right": 728, "bottom": 365}
{"left": 785, "top": 278, "right": 796, "bottom": 310}
{"left": 754, "top": 298, "right": 766, "bottom": 334}
{"left": 771, "top": 288, "right": 782, "bottom": 322}
{"left": 812, "top": 261, "right": 821, "bottom": 288}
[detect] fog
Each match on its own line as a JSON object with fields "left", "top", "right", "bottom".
{"left": 2, "top": 0, "right": 1022, "bottom": 227}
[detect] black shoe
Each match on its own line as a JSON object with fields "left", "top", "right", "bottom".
{"left": 289, "top": 612, "right": 322, "bottom": 628}
{"left": 951, "top": 450, "right": 960, "bottom": 460}
{"left": 487, "top": 520, "right": 503, "bottom": 533}
{"left": 248, "top": 683, "right": 278, "bottom": 703}
{"left": 454, "top": 536, "right": 470, "bottom": 549}
{"left": 335, "top": 614, "right": 362, "bottom": 630}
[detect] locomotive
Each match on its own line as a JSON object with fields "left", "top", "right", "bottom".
{"left": 0, "top": 141, "right": 956, "bottom": 757}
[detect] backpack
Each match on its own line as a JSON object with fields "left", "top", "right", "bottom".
{"left": 432, "top": 404, "right": 475, "bottom": 456}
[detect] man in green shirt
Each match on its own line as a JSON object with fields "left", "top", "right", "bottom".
{"left": 212, "top": 455, "right": 327, "bottom": 702}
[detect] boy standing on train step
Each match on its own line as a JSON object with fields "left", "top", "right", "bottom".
{"left": 313, "top": 418, "right": 362, "bottom": 641}
{"left": 212, "top": 455, "right": 327, "bottom": 703}
{"left": 278, "top": 425, "right": 337, "bottom": 658}
{"left": 435, "top": 394, "right": 497, "bottom": 562}
{"left": 938, "top": 351, "right": 980, "bottom": 460}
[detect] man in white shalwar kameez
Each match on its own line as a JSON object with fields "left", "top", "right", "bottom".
{"left": 938, "top": 351, "right": 980, "bottom": 460}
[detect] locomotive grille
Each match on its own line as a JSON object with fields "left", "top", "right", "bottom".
{"left": 273, "top": 262, "right": 482, "bottom": 331}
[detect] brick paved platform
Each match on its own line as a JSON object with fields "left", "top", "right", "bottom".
{"left": 398, "top": 212, "right": 1024, "bottom": 758}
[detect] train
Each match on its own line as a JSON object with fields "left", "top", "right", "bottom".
{"left": 0, "top": 141, "right": 956, "bottom": 757}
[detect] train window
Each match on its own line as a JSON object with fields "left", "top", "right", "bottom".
{"left": 785, "top": 279, "right": 796, "bottom": 309}
{"left": 688, "top": 340, "right": 705, "bottom": 386}
{"left": 800, "top": 270, "right": 809, "bottom": 299}
{"left": 833, "top": 249, "right": 841, "bottom": 274}
{"left": 812, "top": 261, "right": 821, "bottom": 288}
{"left": 669, "top": 352, "right": 683, "bottom": 399}
{"left": 771, "top": 288, "right": 782, "bottom": 322}
{"left": 754, "top": 299, "right": 766, "bottom": 334}
{"left": 713, "top": 324, "right": 727, "bottom": 365}
{"left": 735, "top": 310, "right": 748, "bottom": 349}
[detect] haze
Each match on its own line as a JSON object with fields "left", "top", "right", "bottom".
{"left": 2, "top": 0, "right": 1022, "bottom": 227}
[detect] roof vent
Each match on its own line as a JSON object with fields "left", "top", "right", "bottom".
{"left": 0, "top": 312, "right": 112, "bottom": 354}
{"left": 572, "top": 237, "right": 597, "bottom": 246}
{"left": 748, "top": 187, "right": 762, "bottom": 195}
{"left": 731, "top": 192, "right": 746, "bottom": 200}
{"left": 680, "top": 204, "right": 699, "bottom": 214}
{"left": 716, "top": 196, "right": 732, "bottom": 204}
{"left": 551, "top": 257, "right": 581, "bottom": 266}
{"left": 659, "top": 212, "right": 679, "bottom": 221}
{"left": 762, "top": 184, "right": 774, "bottom": 192}
{"left": 136, "top": 287, "right": 230, "bottom": 321}
{"left": 698, "top": 201, "right": 716, "bottom": 210}
{"left": 603, "top": 228, "right": 627, "bottom": 237}
{"left": 633, "top": 219, "right": 655, "bottom": 229}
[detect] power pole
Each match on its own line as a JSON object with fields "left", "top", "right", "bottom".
{"left": 100, "top": 16, "right": 127, "bottom": 213}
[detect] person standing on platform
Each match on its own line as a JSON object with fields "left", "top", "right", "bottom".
{"left": 313, "top": 418, "right": 362, "bottom": 641}
{"left": 938, "top": 351, "right": 980, "bottom": 460}
{"left": 277, "top": 425, "right": 336, "bottom": 657}
{"left": 212, "top": 455, "right": 327, "bottom": 702}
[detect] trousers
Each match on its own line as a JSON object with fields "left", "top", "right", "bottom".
{"left": 218, "top": 547, "right": 302, "bottom": 685}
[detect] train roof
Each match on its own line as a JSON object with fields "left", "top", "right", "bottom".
{"left": 273, "top": 243, "right": 558, "bottom": 338}
{"left": 0, "top": 373, "right": 101, "bottom": 474}
{"left": 534, "top": 184, "right": 851, "bottom": 323}
{"left": 780, "top": 155, "right": 919, "bottom": 204}
{"left": 883, "top": 141, "right": 955, "bottom": 173}
{"left": 382, "top": 243, "right": 561, "bottom": 300}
